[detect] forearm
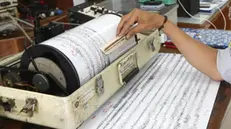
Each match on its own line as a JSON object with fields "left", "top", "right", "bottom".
{"left": 162, "top": 20, "right": 222, "bottom": 81}
{"left": 116, "top": 8, "right": 223, "bottom": 81}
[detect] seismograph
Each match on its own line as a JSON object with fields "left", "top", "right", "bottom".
{"left": 40, "top": 14, "right": 136, "bottom": 86}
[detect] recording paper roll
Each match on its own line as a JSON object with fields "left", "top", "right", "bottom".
{"left": 21, "top": 14, "right": 136, "bottom": 93}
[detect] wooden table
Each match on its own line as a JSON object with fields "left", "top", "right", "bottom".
{"left": 177, "top": 0, "right": 231, "bottom": 30}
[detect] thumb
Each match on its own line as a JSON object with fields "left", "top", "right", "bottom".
{"left": 126, "top": 25, "right": 144, "bottom": 39}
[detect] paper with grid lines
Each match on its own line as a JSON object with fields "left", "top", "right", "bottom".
{"left": 79, "top": 53, "right": 220, "bottom": 129}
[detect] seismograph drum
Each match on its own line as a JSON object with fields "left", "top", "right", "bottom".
{"left": 20, "top": 14, "right": 136, "bottom": 94}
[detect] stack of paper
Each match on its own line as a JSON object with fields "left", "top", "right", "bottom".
{"left": 79, "top": 53, "right": 220, "bottom": 129}
{"left": 200, "top": 2, "right": 219, "bottom": 13}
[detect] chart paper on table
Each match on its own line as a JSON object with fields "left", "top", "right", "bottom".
{"left": 79, "top": 53, "right": 220, "bottom": 129}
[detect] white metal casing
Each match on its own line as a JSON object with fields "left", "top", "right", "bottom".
{"left": 0, "top": 30, "right": 161, "bottom": 129}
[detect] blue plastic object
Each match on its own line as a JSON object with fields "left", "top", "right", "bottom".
{"left": 56, "top": 9, "right": 63, "bottom": 15}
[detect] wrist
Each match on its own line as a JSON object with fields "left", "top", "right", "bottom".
{"left": 155, "top": 14, "right": 165, "bottom": 28}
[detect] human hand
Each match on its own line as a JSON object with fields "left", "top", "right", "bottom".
{"left": 116, "top": 8, "right": 165, "bottom": 39}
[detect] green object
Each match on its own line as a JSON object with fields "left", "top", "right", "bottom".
{"left": 138, "top": 0, "right": 149, "bottom": 2}
{"left": 162, "top": 0, "right": 176, "bottom": 5}
{"left": 139, "top": 0, "right": 176, "bottom": 5}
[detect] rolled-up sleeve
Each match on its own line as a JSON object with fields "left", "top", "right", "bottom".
{"left": 217, "top": 47, "right": 231, "bottom": 84}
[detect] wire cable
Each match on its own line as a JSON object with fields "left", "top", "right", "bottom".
{"left": 178, "top": 0, "right": 217, "bottom": 30}
{"left": 14, "top": 17, "right": 34, "bottom": 28}
{"left": 51, "top": 21, "right": 81, "bottom": 26}
{"left": 7, "top": 14, "right": 34, "bottom": 45}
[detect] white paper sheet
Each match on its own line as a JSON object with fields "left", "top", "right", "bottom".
{"left": 78, "top": 53, "right": 220, "bottom": 129}
{"left": 73, "top": 0, "right": 85, "bottom": 6}
{"left": 40, "top": 14, "right": 136, "bottom": 86}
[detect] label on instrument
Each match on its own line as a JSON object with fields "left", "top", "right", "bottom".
{"left": 80, "top": 88, "right": 95, "bottom": 111}
{"left": 73, "top": 88, "right": 95, "bottom": 111}
{"left": 80, "top": 88, "right": 95, "bottom": 105}
{"left": 118, "top": 52, "right": 138, "bottom": 85}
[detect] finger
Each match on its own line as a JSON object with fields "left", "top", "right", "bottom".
{"left": 119, "top": 14, "right": 138, "bottom": 36}
{"left": 116, "top": 15, "right": 130, "bottom": 36}
{"left": 117, "top": 9, "right": 138, "bottom": 36}
{"left": 126, "top": 25, "right": 145, "bottom": 39}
